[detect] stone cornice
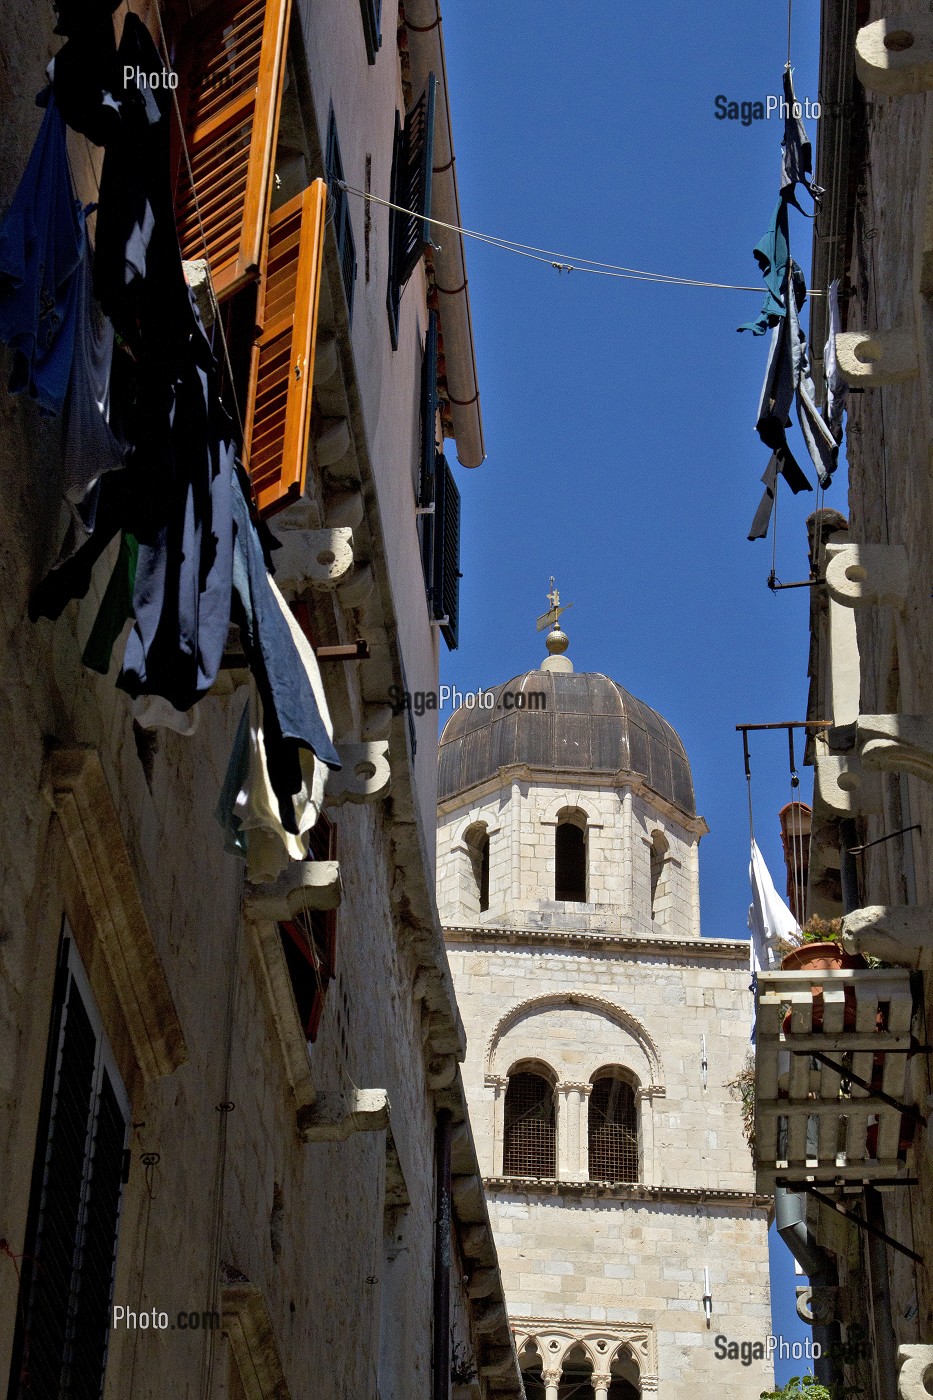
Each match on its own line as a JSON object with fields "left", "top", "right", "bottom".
{"left": 483, "top": 1176, "right": 771, "bottom": 1208}
{"left": 445, "top": 924, "right": 750, "bottom": 962}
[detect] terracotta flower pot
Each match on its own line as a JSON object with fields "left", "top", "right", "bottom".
{"left": 781, "top": 942, "right": 845, "bottom": 972}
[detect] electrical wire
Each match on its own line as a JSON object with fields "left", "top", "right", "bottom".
{"left": 337, "top": 181, "right": 827, "bottom": 296}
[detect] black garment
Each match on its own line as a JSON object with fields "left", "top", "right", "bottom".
{"left": 94, "top": 15, "right": 192, "bottom": 353}
{"left": 51, "top": 6, "right": 123, "bottom": 147}
{"left": 230, "top": 467, "right": 340, "bottom": 832}
{"left": 780, "top": 68, "right": 823, "bottom": 215}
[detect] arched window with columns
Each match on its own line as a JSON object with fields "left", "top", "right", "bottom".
{"left": 503, "top": 1062, "right": 556, "bottom": 1178}
{"left": 555, "top": 807, "right": 587, "bottom": 902}
{"left": 588, "top": 1069, "right": 639, "bottom": 1183}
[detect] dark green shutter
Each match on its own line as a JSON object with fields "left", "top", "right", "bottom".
{"left": 387, "top": 76, "right": 437, "bottom": 346}
{"left": 358, "top": 0, "right": 382, "bottom": 64}
{"left": 10, "top": 943, "right": 130, "bottom": 1400}
{"left": 432, "top": 454, "right": 461, "bottom": 651}
{"left": 420, "top": 311, "right": 439, "bottom": 508}
{"left": 325, "top": 110, "right": 357, "bottom": 322}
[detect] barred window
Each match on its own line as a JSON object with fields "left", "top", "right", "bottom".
{"left": 589, "top": 1073, "right": 639, "bottom": 1183}
{"left": 503, "top": 1069, "right": 556, "bottom": 1178}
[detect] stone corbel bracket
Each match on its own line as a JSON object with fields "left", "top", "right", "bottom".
{"left": 856, "top": 18, "right": 933, "bottom": 95}
{"left": 858, "top": 714, "right": 933, "bottom": 784}
{"left": 44, "top": 746, "right": 187, "bottom": 1082}
{"left": 298, "top": 1088, "right": 390, "bottom": 1142}
{"left": 324, "top": 741, "right": 391, "bottom": 805}
{"left": 244, "top": 861, "right": 342, "bottom": 921}
{"left": 814, "top": 752, "right": 884, "bottom": 816}
{"left": 825, "top": 543, "right": 909, "bottom": 610}
{"left": 268, "top": 526, "right": 355, "bottom": 594}
{"left": 835, "top": 329, "right": 918, "bottom": 387}
{"left": 897, "top": 1345, "right": 933, "bottom": 1400}
{"left": 842, "top": 904, "right": 933, "bottom": 964}
{"left": 222, "top": 1283, "right": 291, "bottom": 1400}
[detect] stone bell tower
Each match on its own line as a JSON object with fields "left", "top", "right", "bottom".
{"left": 437, "top": 601, "right": 774, "bottom": 1399}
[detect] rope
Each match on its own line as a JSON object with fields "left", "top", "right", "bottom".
{"left": 787, "top": 0, "right": 794, "bottom": 67}
{"left": 337, "top": 181, "right": 826, "bottom": 296}
{"left": 153, "top": 0, "right": 247, "bottom": 445}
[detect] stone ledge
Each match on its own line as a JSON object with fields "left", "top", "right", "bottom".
{"left": 444, "top": 924, "right": 751, "bottom": 961}
{"left": 483, "top": 1176, "right": 771, "bottom": 1207}
{"left": 222, "top": 1283, "right": 290, "bottom": 1400}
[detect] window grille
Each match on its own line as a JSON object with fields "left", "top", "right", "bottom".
{"left": 589, "top": 1076, "right": 639, "bottom": 1183}
{"left": 503, "top": 1072, "right": 556, "bottom": 1178}
{"left": 555, "top": 820, "right": 586, "bottom": 902}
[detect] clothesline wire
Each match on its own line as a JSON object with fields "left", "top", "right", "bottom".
{"left": 337, "top": 181, "right": 827, "bottom": 297}
{"left": 153, "top": 0, "right": 248, "bottom": 447}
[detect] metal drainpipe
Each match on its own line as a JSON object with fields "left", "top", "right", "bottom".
{"left": 433, "top": 1109, "right": 453, "bottom": 1400}
{"left": 774, "top": 1186, "right": 842, "bottom": 1388}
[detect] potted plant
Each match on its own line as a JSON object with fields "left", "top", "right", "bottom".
{"left": 780, "top": 915, "right": 866, "bottom": 972}
{"left": 760, "top": 1378, "right": 832, "bottom": 1400}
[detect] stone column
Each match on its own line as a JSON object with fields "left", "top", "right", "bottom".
{"left": 556, "top": 1082, "right": 592, "bottom": 1181}
{"left": 542, "top": 1371, "right": 561, "bottom": 1400}
{"left": 485, "top": 1075, "right": 509, "bottom": 1176}
{"left": 593, "top": 1374, "right": 612, "bottom": 1400}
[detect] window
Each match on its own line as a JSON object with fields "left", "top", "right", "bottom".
{"left": 589, "top": 1072, "right": 639, "bottom": 1183}
{"left": 429, "top": 454, "right": 461, "bottom": 650}
{"left": 464, "top": 823, "right": 490, "bottom": 914}
{"left": 325, "top": 110, "right": 357, "bottom": 322}
{"left": 358, "top": 0, "right": 382, "bottom": 64}
{"left": 649, "top": 830, "right": 668, "bottom": 922}
{"left": 503, "top": 1068, "right": 556, "bottom": 1178}
{"left": 277, "top": 817, "right": 337, "bottom": 1042}
{"left": 8, "top": 934, "right": 130, "bottom": 1399}
{"left": 386, "top": 76, "right": 437, "bottom": 347}
{"left": 555, "top": 812, "right": 587, "bottom": 902}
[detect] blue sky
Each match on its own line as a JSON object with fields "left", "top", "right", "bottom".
{"left": 439, "top": 0, "right": 833, "bottom": 1382}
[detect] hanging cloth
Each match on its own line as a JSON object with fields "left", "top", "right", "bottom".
{"left": 823, "top": 278, "right": 847, "bottom": 444}
{"left": 748, "top": 838, "right": 802, "bottom": 975}
{"left": 780, "top": 68, "right": 824, "bottom": 215}
{"left": 0, "top": 93, "right": 83, "bottom": 414}
{"left": 738, "top": 200, "right": 790, "bottom": 337}
{"left": 82, "top": 530, "right": 137, "bottom": 673}
{"left": 230, "top": 467, "right": 341, "bottom": 826}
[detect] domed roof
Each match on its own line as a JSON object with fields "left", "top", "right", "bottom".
{"left": 438, "top": 670, "right": 695, "bottom": 816}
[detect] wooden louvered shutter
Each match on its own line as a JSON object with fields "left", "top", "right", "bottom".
{"left": 174, "top": 0, "right": 292, "bottom": 301}
{"left": 432, "top": 454, "right": 461, "bottom": 651}
{"left": 12, "top": 939, "right": 130, "bottom": 1400}
{"left": 244, "top": 180, "right": 327, "bottom": 517}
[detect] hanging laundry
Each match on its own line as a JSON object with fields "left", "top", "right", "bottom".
{"left": 823, "top": 279, "right": 847, "bottom": 444}
{"left": 230, "top": 466, "right": 341, "bottom": 830}
{"left": 738, "top": 200, "right": 791, "bottom": 336}
{"left": 82, "top": 530, "right": 137, "bottom": 673}
{"left": 49, "top": 0, "right": 123, "bottom": 147}
{"left": 0, "top": 94, "right": 82, "bottom": 415}
{"left": 62, "top": 234, "right": 126, "bottom": 543}
{"left": 215, "top": 697, "right": 252, "bottom": 860}
{"left": 780, "top": 67, "right": 824, "bottom": 215}
{"left": 94, "top": 15, "right": 193, "bottom": 352}
{"left": 748, "top": 837, "right": 801, "bottom": 975}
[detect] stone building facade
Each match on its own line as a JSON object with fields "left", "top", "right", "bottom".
{"left": 438, "top": 642, "right": 773, "bottom": 1398}
{"left": 0, "top": 3, "right": 522, "bottom": 1399}
{"left": 750, "top": 3, "right": 933, "bottom": 1397}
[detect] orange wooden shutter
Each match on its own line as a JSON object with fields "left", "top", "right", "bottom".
{"left": 174, "top": 0, "right": 291, "bottom": 301}
{"left": 244, "top": 181, "right": 327, "bottom": 517}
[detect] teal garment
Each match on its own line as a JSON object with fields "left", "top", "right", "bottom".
{"left": 82, "top": 532, "right": 137, "bottom": 673}
{"left": 738, "top": 200, "right": 790, "bottom": 336}
{"left": 214, "top": 698, "right": 252, "bottom": 859}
